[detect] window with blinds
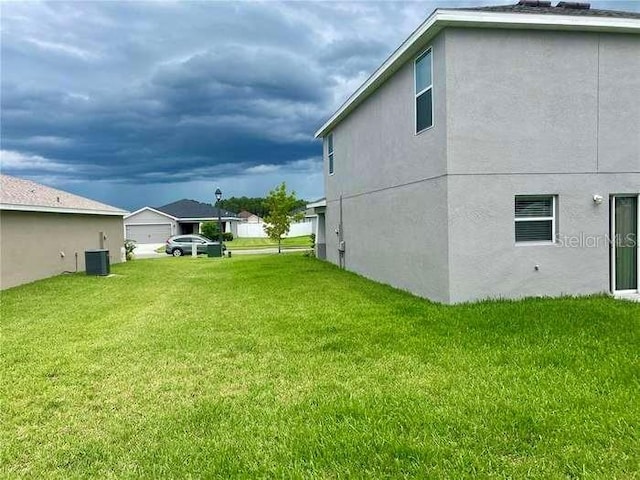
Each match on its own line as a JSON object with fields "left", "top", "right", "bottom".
{"left": 515, "top": 196, "right": 556, "bottom": 243}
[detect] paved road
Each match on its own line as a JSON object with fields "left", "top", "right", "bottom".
{"left": 229, "top": 247, "right": 309, "bottom": 255}
{"left": 132, "top": 243, "right": 310, "bottom": 259}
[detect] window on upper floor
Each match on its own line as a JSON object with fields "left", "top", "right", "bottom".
{"left": 415, "top": 48, "right": 433, "bottom": 134}
{"left": 328, "top": 133, "right": 334, "bottom": 175}
{"left": 515, "top": 195, "right": 557, "bottom": 243}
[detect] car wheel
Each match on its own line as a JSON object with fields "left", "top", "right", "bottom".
{"left": 172, "top": 248, "right": 183, "bottom": 257}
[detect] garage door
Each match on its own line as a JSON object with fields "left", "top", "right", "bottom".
{"left": 125, "top": 224, "right": 172, "bottom": 244}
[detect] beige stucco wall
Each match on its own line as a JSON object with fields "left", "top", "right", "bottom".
{"left": 0, "top": 210, "right": 124, "bottom": 289}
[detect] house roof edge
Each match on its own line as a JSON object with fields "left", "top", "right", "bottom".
{"left": 0, "top": 203, "right": 128, "bottom": 216}
{"left": 314, "top": 8, "right": 640, "bottom": 138}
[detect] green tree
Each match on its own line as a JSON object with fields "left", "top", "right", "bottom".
{"left": 263, "top": 182, "right": 304, "bottom": 253}
{"left": 201, "top": 221, "right": 221, "bottom": 241}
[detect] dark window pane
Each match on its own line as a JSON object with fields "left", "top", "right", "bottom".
{"left": 416, "top": 89, "right": 432, "bottom": 132}
{"left": 415, "top": 50, "right": 432, "bottom": 92}
{"left": 328, "top": 133, "right": 333, "bottom": 153}
{"left": 615, "top": 196, "right": 638, "bottom": 290}
{"left": 515, "top": 197, "right": 553, "bottom": 217}
{"left": 329, "top": 153, "right": 334, "bottom": 174}
{"left": 515, "top": 220, "right": 553, "bottom": 242}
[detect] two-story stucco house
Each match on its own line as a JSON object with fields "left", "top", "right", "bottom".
{"left": 314, "top": 1, "right": 640, "bottom": 304}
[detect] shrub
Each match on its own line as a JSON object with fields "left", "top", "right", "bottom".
{"left": 304, "top": 233, "right": 316, "bottom": 258}
{"left": 201, "top": 222, "right": 220, "bottom": 240}
{"left": 124, "top": 239, "right": 137, "bottom": 261}
{"left": 201, "top": 222, "right": 233, "bottom": 242}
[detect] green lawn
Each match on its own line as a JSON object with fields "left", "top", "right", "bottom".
{"left": 227, "top": 235, "right": 311, "bottom": 250}
{"left": 2, "top": 255, "right": 639, "bottom": 478}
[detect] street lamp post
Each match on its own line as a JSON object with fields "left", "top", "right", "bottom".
{"left": 215, "top": 188, "right": 223, "bottom": 256}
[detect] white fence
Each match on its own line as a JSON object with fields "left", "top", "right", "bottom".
{"left": 236, "top": 221, "right": 312, "bottom": 238}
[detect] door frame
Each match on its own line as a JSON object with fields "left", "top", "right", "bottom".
{"left": 610, "top": 194, "right": 640, "bottom": 293}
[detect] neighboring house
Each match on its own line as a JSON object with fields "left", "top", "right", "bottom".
{"left": 291, "top": 205, "right": 313, "bottom": 224}
{"left": 314, "top": 1, "right": 640, "bottom": 303}
{"left": 306, "top": 198, "right": 327, "bottom": 259}
{"left": 238, "top": 210, "right": 263, "bottom": 223}
{"left": 124, "top": 199, "right": 239, "bottom": 243}
{"left": 0, "top": 174, "right": 127, "bottom": 289}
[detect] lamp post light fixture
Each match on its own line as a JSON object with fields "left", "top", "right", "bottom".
{"left": 215, "top": 188, "right": 223, "bottom": 255}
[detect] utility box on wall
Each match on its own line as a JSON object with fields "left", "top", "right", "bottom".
{"left": 85, "top": 249, "right": 110, "bottom": 276}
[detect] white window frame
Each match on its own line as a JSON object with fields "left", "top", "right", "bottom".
{"left": 414, "top": 47, "right": 434, "bottom": 135}
{"left": 514, "top": 195, "right": 557, "bottom": 245}
{"left": 328, "top": 133, "right": 334, "bottom": 176}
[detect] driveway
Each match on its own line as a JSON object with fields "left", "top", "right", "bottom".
{"left": 133, "top": 243, "right": 165, "bottom": 259}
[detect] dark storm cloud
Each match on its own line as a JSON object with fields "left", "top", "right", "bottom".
{"left": 1, "top": 1, "right": 380, "bottom": 188}
{"left": 153, "top": 46, "right": 329, "bottom": 105}
{"left": 2, "top": 1, "right": 638, "bottom": 208}
{"left": 318, "top": 37, "right": 391, "bottom": 77}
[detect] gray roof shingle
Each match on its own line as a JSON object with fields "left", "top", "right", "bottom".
{"left": 0, "top": 174, "right": 127, "bottom": 215}
{"left": 456, "top": 2, "right": 640, "bottom": 19}
{"left": 155, "top": 199, "right": 238, "bottom": 219}
{"left": 238, "top": 210, "right": 259, "bottom": 219}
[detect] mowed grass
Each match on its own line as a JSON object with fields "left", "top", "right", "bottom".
{"left": 227, "top": 235, "right": 311, "bottom": 250}
{"left": 1, "top": 255, "right": 639, "bottom": 478}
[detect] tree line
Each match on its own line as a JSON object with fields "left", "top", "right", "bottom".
{"left": 218, "top": 195, "right": 306, "bottom": 218}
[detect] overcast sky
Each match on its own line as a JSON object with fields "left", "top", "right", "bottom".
{"left": 2, "top": 0, "right": 638, "bottom": 210}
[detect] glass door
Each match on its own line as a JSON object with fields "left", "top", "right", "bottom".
{"left": 613, "top": 196, "right": 638, "bottom": 292}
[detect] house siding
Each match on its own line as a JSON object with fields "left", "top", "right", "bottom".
{"left": 447, "top": 173, "right": 640, "bottom": 303}
{"left": 324, "top": 32, "right": 450, "bottom": 302}
{"left": 597, "top": 34, "right": 640, "bottom": 172}
{"left": 0, "top": 211, "right": 124, "bottom": 289}
{"left": 446, "top": 28, "right": 600, "bottom": 175}
{"left": 444, "top": 28, "right": 640, "bottom": 302}
{"left": 321, "top": 26, "right": 639, "bottom": 304}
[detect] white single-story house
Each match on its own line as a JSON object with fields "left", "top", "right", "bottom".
{"left": 0, "top": 174, "right": 127, "bottom": 289}
{"left": 124, "top": 199, "right": 239, "bottom": 244}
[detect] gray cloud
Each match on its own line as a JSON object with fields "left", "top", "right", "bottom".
{"left": 2, "top": 1, "right": 638, "bottom": 209}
